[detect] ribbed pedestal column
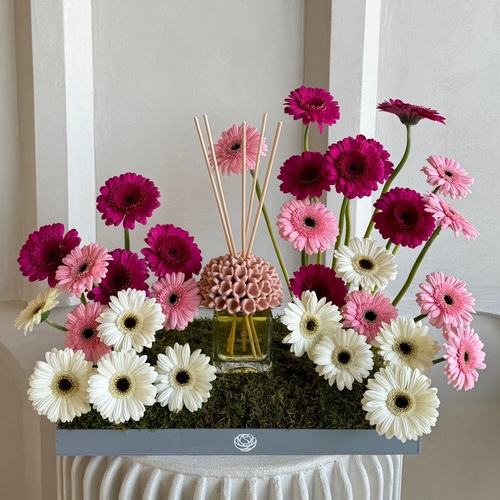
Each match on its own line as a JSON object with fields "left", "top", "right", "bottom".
{"left": 57, "top": 454, "right": 402, "bottom": 500}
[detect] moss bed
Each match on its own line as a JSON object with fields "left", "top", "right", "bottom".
{"left": 59, "top": 317, "right": 373, "bottom": 431}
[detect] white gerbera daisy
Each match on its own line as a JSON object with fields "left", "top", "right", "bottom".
{"left": 313, "top": 329, "right": 374, "bottom": 390}
{"left": 27, "top": 348, "right": 93, "bottom": 422}
{"left": 282, "top": 290, "right": 342, "bottom": 359}
{"left": 155, "top": 343, "right": 217, "bottom": 412}
{"left": 15, "top": 287, "right": 61, "bottom": 335}
{"left": 362, "top": 365, "right": 440, "bottom": 442}
{"left": 96, "top": 288, "right": 165, "bottom": 352}
{"left": 334, "top": 237, "right": 397, "bottom": 291}
{"left": 375, "top": 317, "right": 440, "bottom": 372}
{"left": 88, "top": 349, "right": 157, "bottom": 424}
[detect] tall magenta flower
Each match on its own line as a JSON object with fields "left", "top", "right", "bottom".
{"left": 373, "top": 187, "right": 435, "bottom": 248}
{"left": 18, "top": 223, "right": 81, "bottom": 287}
{"left": 88, "top": 248, "right": 150, "bottom": 305}
{"left": 324, "top": 135, "right": 393, "bottom": 199}
{"left": 277, "top": 199, "right": 339, "bottom": 255}
{"left": 142, "top": 224, "right": 202, "bottom": 278}
{"left": 422, "top": 155, "right": 474, "bottom": 199}
{"left": 212, "top": 124, "right": 267, "bottom": 175}
{"left": 444, "top": 325, "right": 486, "bottom": 391}
{"left": 278, "top": 152, "right": 335, "bottom": 200}
{"left": 290, "top": 264, "right": 348, "bottom": 308}
{"left": 424, "top": 193, "right": 478, "bottom": 240}
{"left": 284, "top": 86, "right": 340, "bottom": 134}
{"left": 96, "top": 172, "right": 161, "bottom": 229}
{"left": 377, "top": 99, "right": 446, "bottom": 126}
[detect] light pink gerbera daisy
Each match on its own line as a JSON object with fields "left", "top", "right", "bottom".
{"left": 416, "top": 272, "right": 475, "bottom": 330}
{"left": 151, "top": 273, "right": 201, "bottom": 331}
{"left": 64, "top": 302, "right": 111, "bottom": 364}
{"left": 444, "top": 325, "right": 486, "bottom": 391}
{"left": 212, "top": 124, "right": 268, "bottom": 175}
{"left": 277, "top": 198, "right": 339, "bottom": 255}
{"left": 342, "top": 290, "right": 398, "bottom": 343}
{"left": 422, "top": 155, "right": 474, "bottom": 199}
{"left": 55, "top": 243, "right": 112, "bottom": 297}
{"left": 424, "top": 193, "right": 478, "bottom": 240}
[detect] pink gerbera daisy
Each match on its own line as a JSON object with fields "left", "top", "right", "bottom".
{"left": 373, "top": 187, "right": 436, "bottom": 248}
{"left": 151, "top": 272, "right": 201, "bottom": 331}
{"left": 96, "top": 172, "right": 161, "bottom": 230}
{"left": 56, "top": 243, "right": 112, "bottom": 297}
{"left": 416, "top": 271, "right": 475, "bottom": 330}
{"left": 424, "top": 193, "right": 478, "bottom": 240}
{"left": 88, "top": 249, "right": 150, "bottom": 305}
{"left": 277, "top": 199, "right": 339, "bottom": 255}
{"left": 64, "top": 302, "right": 111, "bottom": 364}
{"left": 422, "top": 155, "right": 474, "bottom": 199}
{"left": 289, "top": 264, "right": 347, "bottom": 308}
{"left": 324, "top": 135, "right": 393, "bottom": 199}
{"left": 342, "top": 290, "right": 398, "bottom": 343}
{"left": 18, "top": 223, "right": 81, "bottom": 287}
{"left": 142, "top": 224, "right": 202, "bottom": 279}
{"left": 284, "top": 86, "right": 340, "bottom": 134}
{"left": 377, "top": 99, "right": 446, "bottom": 126}
{"left": 211, "top": 124, "right": 268, "bottom": 175}
{"left": 444, "top": 325, "right": 486, "bottom": 391}
{"left": 278, "top": 152, "right": 335, "bottom": 200}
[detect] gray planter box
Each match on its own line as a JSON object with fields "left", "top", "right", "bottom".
{"left": 56, "top": 428, "right": 420, "bottom": 456}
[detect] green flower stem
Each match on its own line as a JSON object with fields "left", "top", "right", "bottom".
{"left": 124, "top": 228, "right": 130, "bottom": 251}
{"left": 413, "top": 313, "right": 427, "bottom": 323}
{"left": 80, "top": 293, "right": 87, "bottom": 305}
{"left": 332, "top": 197, "right": 348, "bottom": 269}
{"left": 302, "top": 251, "right": 308, "bottom": 266}
{"left": 44, "top": 318, "right": 67, "bottom": 332}
{"left": 392, "top": 227, "right": 441, "bottom": 307}
{"left": 433, "top": 356, "right": 446, "bottom": 365}
{"left": 343, "top": 199, "right": 351, "bottom": 246}
{"left": 316, "top": 251, "right": 322, "bottom": 264}
{"left": 364, "top": 124, "right": 412, "bottom": 239}
{"left": 303, "top": 124, "right": 310, "bottom": 152}
{"left": 392, "top": 244, "right": 400, "bottom": 256}
{"left": 252, "top": 174, "right": 291, "bottom": 295}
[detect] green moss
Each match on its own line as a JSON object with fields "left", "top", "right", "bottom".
{"left": 59, "top": 317, "right": 373, "bottom": 431}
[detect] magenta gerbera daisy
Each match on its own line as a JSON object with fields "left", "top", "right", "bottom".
{"left": 377, "top": 98, "right": 446, "bottom": 126}
{"left": 342, "top": 290, "right": 398, "bottom": 343}
{"left": 211, "top": 124, "right": 268, "bottom": 175}
{"left": 422, "top": 155, "right": 474, "bottom": 199}
{"left": 96, "top": 172, "right": 161, "bottom": 230}
{"left": 373, "top": 187, "right": 436, "bottom": 248}
{"left": 324, "top": 135, "right": 393, "bottom": 199}
{"left": 151, "top": 272, "right": 201, "bottom": 331}
{"left": 416, "top": 271, "right": 475, "bottom": 330}
{"left": 55, "top": 243, "right": 112, "bottom": 297}
{"left": 277, "top": 199, "right": 339, "bottom": 255}
{"left": 18, "top": 223, "right": 81, "bottom": 287}
{"left": 289, "top": 264, "right": 347, "bottom": 308}
{"left": 424, "top": 193, "right": 478, "bottom": 240}
{"left": 284, "top": 86, "right": 340, "bottom": 134}
{"left": 141, "top": 224, "right": 202, "bottom": 279}
{"left": 444, "top": 325, "right": 486, "bottom": 391}
{"left": 88, "top": 248, "right": 150, "bottom": 305}
{"left": 64, "top": 302, "right": 111, "bottom": 364}
{"left": 278, "top": 151, "right": 335, "bottom": 200}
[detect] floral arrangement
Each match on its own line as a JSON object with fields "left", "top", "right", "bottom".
{"left": 15, "top": 86, "right": 485, "bottom": 445}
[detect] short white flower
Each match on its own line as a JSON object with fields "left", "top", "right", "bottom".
{"left": 313, "top": 329, "right": 374, "bottom": 390}
{"left": 362, "top": 365, "right": 440, "bottom": 442}
{"left": 282, "top": 290, "right": 342, "bottom": 359}
{"left": 88, "top": 349, "right": 157, "bottom": 424}
{"left": 28, "top": 348, "right": 93, "bottom": 422}
{"left": 155, "top": 343, "right": 216, "bottom": 412}
{"left": 15, "top": 287, "right": 61, "bottom": 335}
{"left": 334, "top": 237, "right": 397, "bottom": 291}
{"left": 375, "top": 317, "right": 440, "bottom": 372}
{"left": 97, "top": 288, "right": 165, "bottom": 352}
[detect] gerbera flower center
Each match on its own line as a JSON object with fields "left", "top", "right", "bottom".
{"left": 364, "top": 310, "right": 377, "bottom": 322}
{"left": 298, "top": 166, "right": 321, "bottom": 186}
{"left": 463, "top": 350, "right": 471, "bottom": 364}
{"left": 393, "top": 203, "right": 419, "bottom": 230}
{"left": 353, "top": 255, "right": 378, "bottom": 275}
{"left": 118, "top": 313, "right": 142, "bottom": 333}
{"left": 82, "top": 327, "right": 95, "bottom": 340}
{"left": 339, "top": 152, "right": 367, "bottom": 181}
{"left": 78, "top": 263, "right": 89, "bottom": 273}
{"left": 334, "top": 348, "right": 353, "bottom": 367}
{"left": 443, "top": 294, "right": 454, "bottom": 306}
{"left": 52, "top": 373, "right": 77, "bottom": 396}
{"left": 230, "top": 143, "right": 241, "bottom": 151}
{"left": 175, "top": 369, "right": 191, "bottom": 386}
{"left": 157, "top": 235, "right": 190, "bottom": 269}
{"left": 110, "top": 374, "right": 135, "bottom": 396}
{"left": 444, "top": 170, "right": 453, "bottom": 178}
{"left": 388, "top": 390, "right": 414, "bottom": 414}
{"left": 304, "top": 216, "right": 317, "bottom": 228}
{"left": 395, "top": 340, "right": 415, "bottom": 358}
{"left": 169, "top": 293, "right": 180, "bottom": 305}
{"left": 301, "top": 315, "right": 320, "bottom": 337}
